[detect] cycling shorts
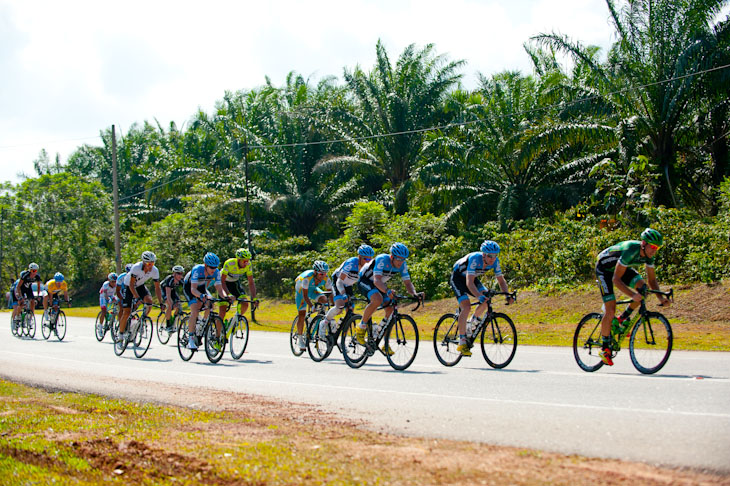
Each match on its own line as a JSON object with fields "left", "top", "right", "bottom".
{"left": 449, "top": 271, "right": 487, "bottom": 303}
{"left": 122, "top": 284, "right": 149, "bottom": 308}
{"left": 596, "top": 266, "right": 642, "bottom": 302}
{"left": 183, "top": 280, "right": 211, "bottom": 305}
{"left": 357, "top": 276, "right": 392, "bottom": 304}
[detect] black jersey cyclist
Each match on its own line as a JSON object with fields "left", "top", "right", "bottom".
{"left": 160, "top": 265, "right": 185, "bottom": 332}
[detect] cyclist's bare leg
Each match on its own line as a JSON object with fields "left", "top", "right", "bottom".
{"left": 361, "top": 292, "right": 383, "bottom": 327}
{"left": 188, "top": 301, "right": 203, "bottom": 333}
{"left": 457, "top": 299, "right": 471, "bottom": 335}
{"left": 297, "top": 309, "right": 307, "bottom": 334}
{"left": 119, "top": 307, "right": 131, "bottom": 333}
{"left": 600, "top": 299, "right": 616, "bottom": 338}
{"left": 470, "top": 301, "right": 490, "bottom": 322}
{"left": 42, "top": 294, "right": 49, "bottom": 313}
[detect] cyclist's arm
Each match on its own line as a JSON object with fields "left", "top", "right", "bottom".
{"left": 465, "top": 274, "right": 483, "bottom": 299}
{"left": 154, "top": 280, "right": 163, "bottom": 304}
{"left": 129, "top": 275, "right": 140, "bottom": 299}
{"left": 496, "top": 275, "right": 514, "bottom": 304}
{"left": 612, "top": 263, "right": 640, "bottom": 301}
{"left": 645, "top": 266, "right": 669, "bottom": 305}
{"left": 404, "top": 278, "right": 418, "bottom": 298}
{"left": 214, "top": 282, "right": 229, "bottom": 300}
{"left": 373, "top": 274, "right": 388, "bottom": 295}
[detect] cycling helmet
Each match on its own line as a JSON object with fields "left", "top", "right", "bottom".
{"left": 641, "top": 228, "right": 663, "bottom": 246}
{"left": 125, "top": 263, "right": 132, "bottom": 272}
{"left": 480, "top": 240, "right": 501, "bottom": 254}
{"left": 54, "top": 272, "right": 64, "bottom": 282}
{"left": 312, "top": 260, "right": 329, "bottom": 273}
{"left": 108, "top": 273, "right": 118, "bottom": 281}
{"left": 28, "top": 262, "right": 39, "bottom": 270}
{"left": 235, "top": 248, "right": 252, "bottom": 260}
{"left": 389, "top": 242, "right": 409, "bottom": 259}
{"left": 203, "top": 252, "right": 220, "bottom": 267}
{"left": 141, "top": 251, "right": 157, "bottom": 263}
{"left": 357, "top": 244, "right": 375, "bottom": 258}
{"left": 172, "top": 265, "right": 184, "bottom": 274}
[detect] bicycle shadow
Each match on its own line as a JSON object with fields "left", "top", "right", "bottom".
{"left": 234, "top": 358, "right": 273, "bottom": 365}
{"left": 471, "top": 367, "right": 541, "bottom": 374}
{"left": 355, "top": 362, "right": 445, "bottom": 375}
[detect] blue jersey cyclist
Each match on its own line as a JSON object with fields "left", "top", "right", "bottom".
{"left": 450, "top": 240, "right": 514, "bottom": 357}
{"left": 183, "top": 252, "right": 233, "bottom": 350}
{"left": 594, "top": 228, "right": 670, "bottom": 366}
{"left": 294, "top": 261, "right": 334, "bottom": 351}
{"left": 356, "top": 242, "right": 424, "bottom": 346}
{"left": 322, "top": 245, "right": 375, "bottom": 337}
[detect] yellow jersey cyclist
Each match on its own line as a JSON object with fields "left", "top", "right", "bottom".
{"left": 450, "top": 240, "right": 514, "bottom": 357}
{"left": 11, "top": 263, "right": 43, "bottom": 325}
{"left": 219, "top": 248, "right": 258, "bottom": 329}
{"left": 43, "top": 272, "right": 71, "bottom": 313}
{"left": 356, "top": 242, "right": 424, "bottom": 346}
{"left": 595, "top": 228, "right": 671, "bottom": 366}
{"left": 160, "top": 265, "right": 185, "bottom": 333}
{"left": 294, "top": 261, "right": 334, "bottom": 351}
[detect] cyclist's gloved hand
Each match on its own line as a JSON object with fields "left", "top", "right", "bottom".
{"left": 478, "top": 293, "right": 487, "bottom": 304}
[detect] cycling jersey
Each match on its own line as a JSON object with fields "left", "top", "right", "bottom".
{"left": 99, "top": 280, "right": 117, "bottom": 308}
{"left": 17, "top": 270, "right": 42, "bottom": 292}
{"left": 332, "top": 256, "right": 360, "bottom": 301}
{"left": 46, "top": 280, "right": 68, "bottom": 295}
{"left": 123, "top": 262, "right": 160, "bottom": 287}
{"left": 295, "top": 270, "right": 333, "bottom": 293}
{"left": 221, "top": 258, "right": 253, "bottom": 282}
{"left": 452, "top": 252, "right": 503, "bottom": 278}
{"left": 116, "top": 273, "right": 127, "bottom": 291}
{"left": 160, "top": 274, "right": 183, "bottom": 292}
{"left": 596, "top": 241, "right": 655, "bottom": 273}
{"left": 184, "top": 264, "right": 221, "bottom": 289}
{"left": 359, "top": 254, "right": 410, "bottom": 283}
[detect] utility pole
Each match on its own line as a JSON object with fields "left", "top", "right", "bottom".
{"left": 0, "top": 207, "right": 4, "bottom": 296}
{"left": 112, "top": 125, "right": 121, "bottom": 273}
{"left": 243, "top": 139, "right": 256, "bottom": 323}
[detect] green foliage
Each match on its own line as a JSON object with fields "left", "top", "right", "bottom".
{"left": 252, "top": 235, "right": 318, "bottom": 298}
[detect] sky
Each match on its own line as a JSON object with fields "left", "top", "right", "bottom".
{"left": 0, "top": 0, "right": 621, "bottom": 184}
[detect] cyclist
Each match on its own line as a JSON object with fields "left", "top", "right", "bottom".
{"left": 43, "top": 272, "right": 70, "bottom": 313}
{"left": 219, "top": 248, "right": 258, "bottom": 329}
{"left": 118, "top": 252, "right": 163, "bottom": 344}
{"left": 450, "top": 240, "right": 514, "bottom": 357}
{"left": 294, "top": 261, "right": 333, "bottom": 351}
{"left": 595, "top": 228, "right": 670, "bottom": 366}
{"left": 160, "top": 265, "right": 185, "bottom": 333}
{"left": 98, "top": 273, "right": 118, "bottom": 324}
{"left": 321, "top": 245, "right": 374, "bottom": 337}
{"left": 182, "top": 252, "right": 233, "bottom": 350}
{"left": 11, "top": 263, "right": 43, "bottom": 325}
{"left": 356, "top": 243, "right": 424, "bottom": 346}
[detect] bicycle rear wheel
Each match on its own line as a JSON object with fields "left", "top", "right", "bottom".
{"left": 306, "top": 316, "right": 330, "bottom": 362}
{"left": 177, "top": 317, "right": 194, "bottom": 361}
{"left": 341, "top": 315, "right": 368, "bottom": 368}
{"left": 385, "top": 314, "right": 419, "bottom": 371}
{"left": 480, "top": 313, "right": 517, "bottom": 369}
{"left": 25, "top": 312, "right": 36, "bottom": 339}
{"left": 134, "top": 317, "right": 153, "bottom": 358}
{"left": 573, "top": 312, "right": 604, "bottom": 372}
{"left": 204, "top": 318, "right": 225, "bottom": 364}
{"left": 290, "top": 317, "right": 304, "bottom": 356}
{"left": 55, "top": 311, "right": 67, "bottom": 341}
{"left": 95, "top": 312, "right": 106, "bottom": 341}
{"left": 433, "top": 313, "right": 462, "bottom": 366}
{"left": 229, "top": 315, "right": 249, "bottom": 360}
{"left": 11, "top": 314, "right": 19, "bottom": 337}
{"left": 156, "top": 312, "right": 171, "bottom": 345}
{"left": 42, "top": 311, "right": 52, "bottom": 340}
{"left": 629, "top": 312, "right": 672, "bottom": 374}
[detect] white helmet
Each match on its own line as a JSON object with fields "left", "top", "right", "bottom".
{"left": 141, "top": 251, "right": 157, "bottom": 263}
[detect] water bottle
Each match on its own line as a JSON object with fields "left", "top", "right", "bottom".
{"left": 611, "top": 317, "right": 621, "bottom": 335}
{"left": 130, "top": 315, "right": 139, "bottom": 333}
{"left": 371, "top": 323, "right": 381, "bottom": 339}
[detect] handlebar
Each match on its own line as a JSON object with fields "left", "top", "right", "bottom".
{"left": 469, "top": 290, "right": 517, "bottom": 306}
{"left": 617, "top": 288, "right": 673, "bottom": 305}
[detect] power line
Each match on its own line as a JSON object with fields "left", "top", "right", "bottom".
{"left": 0, "top": 135, "right": 102, "bottom": 150}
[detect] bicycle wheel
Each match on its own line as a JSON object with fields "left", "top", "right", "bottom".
{"left": 341, "top": 315, "right": 368, "bottom": 368}
{"left": 94, "top": 312, "right": 106, "bottom": 342}
{"left": 114, "top": 324, "right": 128, "bottom": 356}
{"left": 55, "top": 311, "right": 67, "bottom": 341}
{"left": 156, "top": 312, "right": 171, "bottom": 345}
{"left": 42, "top": 311, "right": 52, "bottom": 340}
{"left": 110, "top": 317, "right": 119, "bottom": 343}
{"left": 229, "top": 315, "right": 249, "bottom": 360}
{"left": 204, "top": 317, "right": 225, "bottom": 364}
{"left": 290, "top": 316, "right": 304, "bottom": 356}
{"left": 306, "top": 316, "right": 330, "bottom": 362}
{"left": 572, "top": 312, "right": 604, "bottom": 372}
{"left": 11, "top": 314, "right": 19, "bottom": 337}
{"left": 134, "top": 317, "right": 153, "bottom": 358}
{"left": 384, "top": 314, "right": 419, "bottom": 371}
{"left": 25, "top": 312, "right": 36, "bottom": 339}
{"left": 480, "top": 313, "right": 517, "bottom": 369}
{"left": 433, "top": 313, "right": 462, "bottom": 366}
{"left": 177, "top": 317, "right": 194, "bottom": 361}
{"left": 629, "top": 312, "right": 673, "bottom": 374}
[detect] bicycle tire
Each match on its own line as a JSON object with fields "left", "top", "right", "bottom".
{"left": 480, "top": 313, "right": 517, "bottom": 369}
{"left": 385, "top": 314, "right": 419, "bottom": 371}
{"left": 26, "top": 312, "right": 36, "bottom": 339}
{"left": 94, "top": 311, "right": 106, "bottom": 341}
{"left": 204, "top": 317, "right": 225, "bottom": 364}
{"left": 55, "top": 311, "right": 67, "bottom": 341}
{"left": 573, "top": 312, "right": 604, "bottom": 372}
{"left": 433, "top": 313, "right": 462, "bottom": 367}
{"left": 11, "top": 314, "right": 19, "bottom": 337}
{"left": 177, "top": 317, "right": 195, "bottom": 361}
{"left": 341, "top": 314, "right": 368, "bottom": 368}
{"left": 156, "top": 312, "right": 172, "bottom": 345}
{"left": 110, "top": 317, "right": 119, "bottom": 343}
{"left": 290, "top": 316, "right": 305, "bottom": 356}
{"left": 114, "top": 324, "right": 128, "bottom": 356}
{"left": 629, "top": 312, "right": 673, "bottom": 374}
{"left": 134, "top": 317, "right": 153, "bottom": 358}
{"left": 42, "top": 311, "right": 52, "bottom": 340}
{"left": 306, "top": 316, "right": 329, "bottom": 362}
{"left": 229, "top": 315, "right": 249, "bottom": 360}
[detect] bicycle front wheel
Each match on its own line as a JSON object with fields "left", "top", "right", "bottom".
{"left": 177, "top": 317, "right": 194, "bottom": 361}
{"left": 385, "top": 314, "right": 419, "bottom": 371}
{"left": 204, "top": 318, "right": 225, "bottom": 364}
{"left": 55, "top": 311, "right": 67, "bottom": 341}
{"left": 42, "top": 312, "right": 53, "bottom": 340}
{"left": 573, "top": 312, "right": 604, "bottom": 372}
{"left": 156, "top": 312, "right": 171, "bottom": 345}
{"left": 290, "top": 317, "right": 305, "bottom": 356}
{"left": 306, "top": 316, "right": 330, "bottom": 362}
{"left": 229, "top": 315, "right": 249, "bottom": 360}
{"left": 480, "top": 313, "right": 517, "bottom": 369}
{"left": 95, "top": 312, "right": 106, "bottom": 341}
{"left": 26, "top": 312, "right": 36, "bottom": 339}
{"left": 629, "top": 312, "right": 673, "bottom": 374}
{"left": 134, "top": 317, "right": 153, "bottom": 358}
{"left": 433, "top": 313, "right": 462, "bottom": 367}
{"left": 341, "top": 315, "right": 368, "bottom": 368}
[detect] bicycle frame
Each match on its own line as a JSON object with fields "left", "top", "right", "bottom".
{"left": 611, "top": 288, "right": 674, "bottom": 350}
{"left": 462, "top": 291, "right": 517, "bottom": 346}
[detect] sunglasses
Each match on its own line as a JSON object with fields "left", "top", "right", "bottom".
{"left": 484, "top": 253, "right": 498, "bottom": 259}
{"left": 362, "top": 257, "right": 373, "bottom": 262}
{"left": 316, "top": 272, "right": 328, "bottom": 277}
{"left": 648, "top": 243, "right": 661, "bottom": 251}
{"left": 392, "top": 256, "right": 405, "bottom": 262}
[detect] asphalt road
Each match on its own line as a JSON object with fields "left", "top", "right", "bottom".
{"left": 1, "top": 316, "right": 728, "bottom": 472}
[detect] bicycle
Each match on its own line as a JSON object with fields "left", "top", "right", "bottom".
{"left": 95, "top": 300, "right": 119, "bottom": 342}
{"left": 11, "top": 299, "right": 36, "bottom": 339}
{"left": 114, "top": 300, "right": 155, "bottom": 359}
{"left": 433, "top": 290, "right": 518, "bottom": 368}
{"left": 177, "top": 297, "right": 228, "bottom": 364}
{"left": 305, "top": 297, "right": 365, "bottom": 362}
{"left": 41, "top": 298, "right": 70, "bottom": 341}
{"left": 225, "top": 297, "right": 256, "bottom": 360}
{"left": 156, "top": 300, "right": 187, "bottom": 345}
{"left": 573, "top": 288, "right": 674, "bottom": 374}
{"left": 290, "top": 295, "right": 331, "bottom": 357}
{"left": 341, "top": 294, "right": 423, "bottom": 371}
